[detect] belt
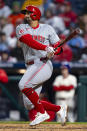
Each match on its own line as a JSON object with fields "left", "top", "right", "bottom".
{"left": 57, "top": 98, "right": 66, "bottom": 100}
{"left": 26, "top": 57, "right": 48, "bottom": 65}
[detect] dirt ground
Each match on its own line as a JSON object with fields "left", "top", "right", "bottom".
{"left": 0, "top": 123, "right": 87, "bottom": 131}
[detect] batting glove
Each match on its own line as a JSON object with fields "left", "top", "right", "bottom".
{"left": 45, "top": 46, "right": 55, "bottom": 59}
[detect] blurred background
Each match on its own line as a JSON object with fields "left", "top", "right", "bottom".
{"left": 0, "top": 0, "right": 87, "bottom": 122}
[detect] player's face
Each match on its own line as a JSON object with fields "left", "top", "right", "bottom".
{"left": 24, "top": 12, "right": 33, "bottom": 22}
{"left": 61, "top": 68, "right": 69, "bottom": 76}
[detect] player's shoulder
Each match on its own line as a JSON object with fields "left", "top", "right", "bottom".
{"left": 69, "top": 74, "right": 77, "bottom": 80}
{"left": 55, "top": 75, "right": 62, "bottom": 80}
{"left": 40, "top": 23, "right": 53, "bottom": 30}
{"left": 16, "top": 24, "right": 28, "bottom": 30}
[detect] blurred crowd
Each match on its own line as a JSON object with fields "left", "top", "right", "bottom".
{"left": 0, "top": 0, "right": 87, "bottom": 63}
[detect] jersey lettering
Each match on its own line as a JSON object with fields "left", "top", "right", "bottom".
{"left": 19, "top": 29, "right": 24, "bottom": 35}
{"left": 33, "top": 35, "right": 45, "bottom": 43}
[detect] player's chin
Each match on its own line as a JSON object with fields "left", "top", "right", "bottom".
{"left": 27, "top": 17, "right": 31, "bottom": 21}
{"left": 24, "top": 18, "right": 31, "bottom": 23}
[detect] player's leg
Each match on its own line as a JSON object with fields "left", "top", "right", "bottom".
{"left": 23, "top": 86, "right": 60, "bottom": 120}
{"left": 23, "top": 84, "right": 60, "bottom": 118}
{"left": 41, "top": 100, "right": 61, "bottom": 112}
{"left": 19, "top": 60, "right": 53, "bottom": 125}
{"left": 19, "top": 63, "right": 45, "bottom": 114}
{"left": 23, "top": 85, "right": 50, "bottom": 125}
{"left": 21, "top": 60, "right": 53, "bottom": 125}
{"left": 67, "top": 98, "right": 76, "bottom": 122}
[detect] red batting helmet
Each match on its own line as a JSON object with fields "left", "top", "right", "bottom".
{"left": 21, "top": 5, "right": 41, "bottom": 20}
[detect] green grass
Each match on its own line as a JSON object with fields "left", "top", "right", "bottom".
{"left": 0, "top": 121, "right": 87, "bottom": 124}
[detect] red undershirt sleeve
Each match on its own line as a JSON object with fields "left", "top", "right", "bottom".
{"left": 53, "top": 85, "right": 74, "bottom": 91}
{"left": 19, "top": 34, "right": 47, "bottom": 50}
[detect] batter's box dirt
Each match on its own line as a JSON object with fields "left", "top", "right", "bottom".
{"left": 0, "top": 122, "right": 87, "bottom": 131}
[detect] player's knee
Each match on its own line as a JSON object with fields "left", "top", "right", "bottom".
{"left": 18, "top": 80, "right": 33, "bottom": 91}
{"left": 18, "top": 78, "right": 37, "bottom": 91}
{"left": 24, "top": 81, "right": 35, "bottom": 89}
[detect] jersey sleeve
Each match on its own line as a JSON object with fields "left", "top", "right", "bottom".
{"left": 53, "top": 76, "right": 60, "bottom": 86}
{"left": 16, "top": 24, "right": 29, "bottom": 39}
{"left": 48, "top": 25, "right": 60, "bottom": 45}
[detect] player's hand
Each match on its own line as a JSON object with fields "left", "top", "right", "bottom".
{"left": 45, "top": 46, "right": 55, "bottom": 59}
{"left": 53, "top": 42, "right": 63, "bottom": 55}
{"left": 54, "top": 47, "right": 63, "bottom": 55}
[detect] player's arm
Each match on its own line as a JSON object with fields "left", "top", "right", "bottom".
{"left": 19, "top": 34, "right": 47, "bottom": 50}
{"left": 53, "top": 85, "right": 74, "bottom": 91}
{"left": 16, "top": 25, "right": 54, "bottom": 53}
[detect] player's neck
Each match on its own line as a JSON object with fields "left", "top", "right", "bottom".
{"left": 63, "top": 73, "right": 69, "bottom": 78}
{"left": 29, "top": 21, "right": 39, "bottom": 29}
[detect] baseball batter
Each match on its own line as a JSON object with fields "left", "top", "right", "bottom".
{"left": 16, "top": 5, "right": 67, "bottom": 126}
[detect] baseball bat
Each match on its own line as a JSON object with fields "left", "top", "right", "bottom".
{"left": 54, "top": 28, "right": 80, "bottom": 51}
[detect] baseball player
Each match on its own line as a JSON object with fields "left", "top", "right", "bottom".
{"left": 53, "top": 63, "right": 77, "bottom": 122}
{"left": 16, "top": 5, "right": 68, "bottom": 126}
